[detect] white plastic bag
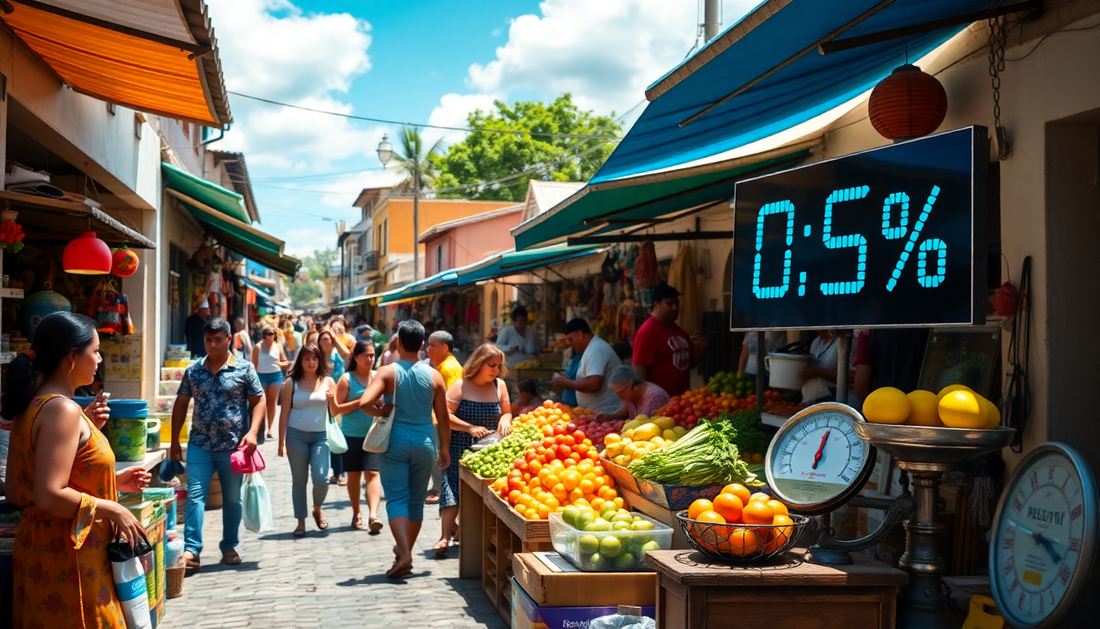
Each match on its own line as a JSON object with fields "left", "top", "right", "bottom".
{"left": 242, "top": 472, "right": 275, "bottom": 533}
{"left": 108, "top": 538, "right": 154, "bottom": 629}
{"left": 590, "top": 606, "right": 656, "bottom": 629}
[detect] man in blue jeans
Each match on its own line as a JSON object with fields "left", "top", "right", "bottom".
{"left": 170, "top": 317, "right": 265, "bottom": 570}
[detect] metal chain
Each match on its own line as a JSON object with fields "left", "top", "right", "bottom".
{"left": 988, "top": 13, "right": 1010, "bottom": 159}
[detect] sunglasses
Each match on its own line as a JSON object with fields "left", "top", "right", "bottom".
{"left": 263, "top": 331, "right": 275, "bottom": 336}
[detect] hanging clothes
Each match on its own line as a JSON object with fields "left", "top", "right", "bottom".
{"left": 668, "top": 243, "right": 701, "bottom": 335}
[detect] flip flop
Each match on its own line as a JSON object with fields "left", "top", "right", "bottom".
{"left": 293, "top": 527, "right": 307, "bottom": 538}
{"left": 337, "top": 476, "right": 348, "bottom": 487}
{"left": 313, "top": 510, "right": 329, "bottom": 531}
{"left": 386, "top": 562, "right": 414, "bottom": 579}
{"left": 433, "top": 541, "right": 449, "bottom": 558}
{"left": 425, "top": 494, "right": 441, "bottom": 505}
{"left": 369, "top": 517, "right": 383, "bottom": 534}
{"left": 352, "top": 514, "right": 366, "bottom": 530}
{"left": 183, "top": 552, "right": 200, "bottom": 571}
{"left": 222, "top": 550, "right": 242, "bottom": 566}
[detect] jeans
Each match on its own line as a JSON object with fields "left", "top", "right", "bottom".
{"left": 184, "top": 444, "right": 243, "bottom": 556}
{"left": 285, "top": 427, "right": 330, "bottom": 520}
{"left": 379, "top": 425, "right": 436, "bottom": 521}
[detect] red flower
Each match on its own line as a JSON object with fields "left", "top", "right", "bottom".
{"left": 48, "top": 537, "right": 65, "bottom": 555}
{"left": 65, "top": 564, "right": 79, "bottom": 586}
{"left": 98, "top": 585, "right": 114, "bottom": 605}
{"left": 27, "top": 562, "right": 45, "bottom": 584}
{"left": 0, "top": 220, "right": 23, "bottom": 245}
{"left": 43, "top": 592, "right": 63, "bottom": 613}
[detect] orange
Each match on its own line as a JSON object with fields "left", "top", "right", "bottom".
{"left": 517, "top": 493, "right": 533, "bottom": 507}
{"left": 561, "top": 471, "right": 581, "bottom": 491}
{"left": 727, "top": 528, "right": 763, "bottom": 557}
{"left": 578, "top": 479, "right": 595, "bottom": 495}
{"left": 742, "top": 500, "right": 775, "bottom": 524}
{"left": 696, "top": 510, "right": 726, "bottom": 524}
{"left": 749, "top": 492, "right": 771, "bottom": 503}
{"left": 721, "top": 483, "right": 752, "bottom": 506}
{"left": 612, "top": 497, "right": 625, "bottom": 509}
{"left": 688, "top": 499, "right": 715, "bottom": 520}
{"left": 591, "top": 497, "right": 606, "bottom": 512}
{"left": 762, "top": 514, "right": 795, "bottom": 553}
{"left": 712, "top": 493, "right": 744, "bottom": 523}
{"left": 766, "top": 500, "right": 789, "bottom": 517}
{"left": 569, "top": 487, "right": 585, "bottom": 503}
{"left": 551, "top": 484, "right": 568, "bottom": 501}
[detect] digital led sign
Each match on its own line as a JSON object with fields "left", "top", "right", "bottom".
{"left": 730, "top": 126, "right": 988, "bottom": 330}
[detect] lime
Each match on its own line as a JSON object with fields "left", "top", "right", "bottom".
{"left": 574, "top": 511, "right": 595, "bottom": 531}
{"left": 599, "top": 536, "right": 623, "bottom": 557}
{"left": 641, "top": 540, "right": 662, "bottom": 554}
{"left": 586, "top": 552, "right": 605, "bottom": 570}
{"left": 578, "top": 534, "right": 600, "bottom": 555}
{"left": 614, "top": 552, "right": 636, "bottom": 570}
{"left": 585, "top": 518, "right": 612, "bottom": 532}
{"left": 631, "top": 519, "right": 655, "bottom": 531}
{"left": 611, "top": 521, "right": 632, "bottom": 531}
{"left": 562, "top": 505, "right": 580, "bottom": 527}
{"left": 611, "top": 512, "right": 634, "bottom": 524}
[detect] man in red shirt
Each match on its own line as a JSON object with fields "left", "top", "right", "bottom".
{"left": 632, "top": 284, "right": 705, "bottom": 397}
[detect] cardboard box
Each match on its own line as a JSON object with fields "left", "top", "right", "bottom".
{"left": 511, "top": 577, "right": 655, "bottom": 629}
{"left": 514, "top": 552, "right": 656, "bottom": 607}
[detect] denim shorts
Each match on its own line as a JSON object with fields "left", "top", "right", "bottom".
{"left": 258, "top": 371, "right": 284, "bottom": 387}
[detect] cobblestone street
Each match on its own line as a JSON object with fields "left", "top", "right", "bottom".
{"left": 161, "top": 437, "right": 507, "bottom": 629}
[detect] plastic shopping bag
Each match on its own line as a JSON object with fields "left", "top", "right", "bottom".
{"left": 108, "top": 537, "right": 155, "bottom": 629}
{"left": 242, "top": 472, "right": 275, "bottom": 533}
{"left": 590, "top": 606, "right": 656, "bottom": 629}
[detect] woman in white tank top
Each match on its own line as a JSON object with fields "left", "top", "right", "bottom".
{"left": 252, "top": 326, "right": 290, "bottom": 440}
{"left": 277, "top": 342, "right": 339, "bottom": 537}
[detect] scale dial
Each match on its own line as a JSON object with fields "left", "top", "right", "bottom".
{"left": 990, "top": 443, "right": 1098, "bottom": 629}
{"left": 765, "top": 403, "right": 876, "bottom": 514}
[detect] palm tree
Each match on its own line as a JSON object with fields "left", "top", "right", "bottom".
{"left": 390, "top": 126, "right": 444, "bottom": 194}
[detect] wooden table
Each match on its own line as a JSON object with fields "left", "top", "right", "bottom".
{"left": 646, "top": 550, "right": 908, "bottom": 629}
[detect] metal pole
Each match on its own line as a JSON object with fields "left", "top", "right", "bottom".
{"left": 413, "top": 160, "right": 420, "bottom": 281}
{"left": 703, "top": 0, "right": 721, "bottom": 41}
{"left": 755, "top": 331, "right": 765, "bottom": 409}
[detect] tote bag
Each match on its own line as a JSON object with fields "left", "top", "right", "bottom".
{"left": 363, "top": 371, "right": 396, "bottom": 453}
{"left": 326, "top": 410, "right": 348, "bottom": 454}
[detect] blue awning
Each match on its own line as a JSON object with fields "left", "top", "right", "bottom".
{"left": 594, "top": 0, "right": 992, "bottom": 183}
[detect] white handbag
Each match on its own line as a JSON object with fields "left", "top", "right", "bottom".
{"left": 363, "top": 372, "right": 395, "bottom": 453}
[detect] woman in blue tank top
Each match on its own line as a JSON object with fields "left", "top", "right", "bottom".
{"left": 331, "top": 341, "right": 384, "bottom": 533}
{"left": 358, "top": 320, "right": 451, "bottom": 579}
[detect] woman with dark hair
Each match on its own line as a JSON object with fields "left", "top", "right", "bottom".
{"left": 277, "top": 343, "right": 340, "bottom": 536}
{"left": 2, "top": 312, "right": 149, "bottom": 628}
{"left": 329, "top": 341, "right": 384, "bottom": 532}
{"left": 434, "top": 343, "right": 511, "bottom": 556}
{"left": 252, "top": 325, "right": 291, "bottom": 440}
{"left": 317, "top": 328, "right": 350, "bottom": 486}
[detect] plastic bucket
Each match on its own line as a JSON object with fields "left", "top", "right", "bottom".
{"left": 764, "top": 353, "right": 814, "bottom": 390}
{"left": 106, "top": 416, "right": 147, "bottom": 461}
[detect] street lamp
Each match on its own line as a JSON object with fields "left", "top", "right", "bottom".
{"left": 376, "top": 132, "right": 420, "bottom": 280}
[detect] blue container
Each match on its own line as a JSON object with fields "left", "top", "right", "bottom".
{"left": 108, "top": 399, "right": 149, "bottom": 419}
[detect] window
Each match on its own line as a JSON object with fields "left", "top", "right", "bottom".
{"left": 378, "top": 220, "right": 388, "bottom": 255}
{"left": 435, "top": 244, "right": 443, "bottom": 273}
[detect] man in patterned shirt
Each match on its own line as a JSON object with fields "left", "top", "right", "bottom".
{"left": 170, "top": 317, "right": 265, "bottom": 570}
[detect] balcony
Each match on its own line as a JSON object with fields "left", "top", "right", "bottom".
{"left": 361, "top": 251, "right": 381, "bottom": 277}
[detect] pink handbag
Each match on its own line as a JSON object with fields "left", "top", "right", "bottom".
{"left": 230, "top": 446, "right": 266, "bottom": 474}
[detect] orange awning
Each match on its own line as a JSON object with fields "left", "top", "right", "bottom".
{"left": 1, "top": 0, "right": 231, "bottom": 127}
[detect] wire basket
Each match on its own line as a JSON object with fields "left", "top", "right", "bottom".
{"left": 675, "top": 511, "right": 811, "bottom": 562}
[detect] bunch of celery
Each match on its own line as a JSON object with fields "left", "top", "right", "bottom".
{"left": 627, "top": 419, "right": 757, "bottom": 486}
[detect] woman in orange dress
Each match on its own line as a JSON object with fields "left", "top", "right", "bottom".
{"left": 2, "top": 312, "right": 149, "bottom": 629}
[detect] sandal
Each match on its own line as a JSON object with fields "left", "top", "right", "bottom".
{"left": 222, "top": 550, "right": 242, "bottom": 566}
{"left": 337, "top": 476, "right": 348, "bottom": 487}
{"left": 425, "top": 493, "right": 441, "bottom": 505}
{"left": 386, "top": 562, "right": 413, "bottom": 579}
{"left": 352, "top": 513, "right": 366, "bottom": 530}
{"left": 293, "top": 525, "right": 307, "bottom": 538}
{"left": 313, "top": 509, "right": 329, "bottom": 531}
{"left": 183, "top": 552, "right": 200, "bottom": 571}
{"left": 433, "top": 540, "right": 450, "bottom": 558}
{"left": 369, "top": 517, "right": 383, "bottom": 534}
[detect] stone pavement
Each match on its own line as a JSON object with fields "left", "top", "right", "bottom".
{"left": 160, "top": 437, "right": 507, "bottom": 629}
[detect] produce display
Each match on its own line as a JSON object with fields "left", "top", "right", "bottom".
{"left": 627, "top": 418, "right": 759, "bottom": 487}
{"left": 493, "top": 425, "right": 617, "bottom": 521}
{"left": 572, "top": 415, "right": 625, "bottom": 447}
{"left": 603, "top": 415, "right": 686, "bottom": 466}
{"left": 707, "top": 371, "right": 756, "bottom": 397}
{"left": 550, "top": 507, "right": 673, "bottom": 571}
{"left": 460, "top": 424, "right": 543, "bottom": 478}
{"left": 679, "top": 485, "right": 804, "bottom": 560}
{"left": 512, "top": 359, "right": 545, "bottom": 370}
{"left": 863, "top": 384, "right": 1001, "bottom": 429}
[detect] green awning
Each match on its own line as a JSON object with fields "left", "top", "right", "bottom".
{"left": 456, "top": 244, "right": 600, "bottom": 286}
{"left": 512, "top": 145, "right": 814, "bottom": 251}
{"left": 378, "top": 270, "right": 461, "bottom": 306}
{"left": 162, "top": 162, "right": 252, "bottom": 224}
{"left": 167, "top": 189, "right": 300, "bottom": 276}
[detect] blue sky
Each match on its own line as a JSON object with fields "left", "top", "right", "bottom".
{"left": 205, "top": 0, "right": 757, "bottom": 260}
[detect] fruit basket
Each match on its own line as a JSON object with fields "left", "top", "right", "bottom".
{"left": 549, "top": 511, "right": 673, "bottom": 572}
{"left": 676, "top": 511, "right": 810, "bottom": 562}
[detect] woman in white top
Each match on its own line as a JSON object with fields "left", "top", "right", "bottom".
{"left": 252, "top": 326, "right": 291, "bottom": 440}
{"left": 277, "top": 343, "right": 340, "bottom": 537}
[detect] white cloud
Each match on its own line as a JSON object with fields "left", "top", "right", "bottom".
{"left": 426, "top": 93, "right": 500, "bottom": 145}
{"left": 436, "top": 0, "right": 758, "bottom": 126}
{"left": 282, "top": 225, "right": 341, "bottom": 259}
{"left": 207, "top": 0, "right": 375, "bottom": 167}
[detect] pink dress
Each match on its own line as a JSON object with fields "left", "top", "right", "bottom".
{"left": 626, "top": 383, "right": 670, "bottom": 418}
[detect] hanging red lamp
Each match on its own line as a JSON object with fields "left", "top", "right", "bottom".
{"left": 63, "top": 231, "right": 112, "bottom": 275}
{"left": 112, "top": 246, "right": 140, "bottom": 277}
{"left": 868, "top": 64, "right": 948, "bottom": 141}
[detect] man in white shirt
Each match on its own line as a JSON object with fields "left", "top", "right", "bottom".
{"left": 496, "top": 305, "right": 537, "bottom": 365}
{"left": 552, "top": 318, "right": 621, "bottom": 413}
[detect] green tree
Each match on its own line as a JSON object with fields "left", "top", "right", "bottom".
{"left": 431, "top": 94, "right": 621, "bottom": 202}
{"left": 288, "top": 279, "right": 321, "bottom": 307}
{"left": 302, "top": 247, "right": 337, "bottom": 282}
{"left": 390, "top": 126, "right": 445, "bottom": 193}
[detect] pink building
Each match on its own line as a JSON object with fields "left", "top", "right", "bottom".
{"left": 418, "top": 204, "right": 524, "bottom": 277}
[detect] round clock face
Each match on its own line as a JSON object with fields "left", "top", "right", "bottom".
{"left": 990, "top": 444, "right": 1098, "bottom": 629}
{"left": 765, "top": 403, "right": 875, "bottom": 514}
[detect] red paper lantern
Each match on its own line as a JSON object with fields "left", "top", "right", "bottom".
{"left": 868, "top": 64, "right": 948, "bottom": 141}
{"left": 63, "top": 231, "right": 112, "bottom": 275}
{"left": 112, "top": 248, "right": 140, "bottom": 277}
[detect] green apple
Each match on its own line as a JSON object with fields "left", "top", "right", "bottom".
{"left": 599, "top": 536, "right": 623, "bottom": 558}
{"left": 578, "top": 534, "right": 600, "bottom": 555}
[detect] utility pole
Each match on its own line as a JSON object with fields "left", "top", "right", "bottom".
{"left": 413, "top": 159, "right": 420, "bottom": 281}
{"left": 703, "top": 0, "right": 721, "bottom": 41}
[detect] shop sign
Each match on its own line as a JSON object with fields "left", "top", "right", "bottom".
{"left": 730, "top": 126, "right": 988, "bottom": 330}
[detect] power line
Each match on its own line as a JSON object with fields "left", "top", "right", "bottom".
{"left": 228, "top": 91, "right": 622, "bottom": 141}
